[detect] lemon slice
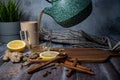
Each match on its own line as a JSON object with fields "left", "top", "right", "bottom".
{"left": 7, "top": 40, "right": 26, "bottom": 52}
{"left": 39, "top": 51, "right": 59, "bottom": 60}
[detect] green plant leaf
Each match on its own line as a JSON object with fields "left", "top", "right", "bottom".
{"left": 0, "top": 0, "right": 23, "bottom": 22}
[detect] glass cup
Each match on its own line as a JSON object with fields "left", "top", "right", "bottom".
{"left": 20, "top": 21, "right": 40, "bottom": 49}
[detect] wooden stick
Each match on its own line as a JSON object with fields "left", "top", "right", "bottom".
{"left": 27, "top": 56, "right": 65, "bottom": 74}
{"left": 60, "top": 63, "right": 94, "bottom": 75}
{"left": 66, "top": 58, "right": 77, "bottom": 77}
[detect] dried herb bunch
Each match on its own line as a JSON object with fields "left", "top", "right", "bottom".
{"left": 0, "top": 0, "right": 23, "bottom": 22}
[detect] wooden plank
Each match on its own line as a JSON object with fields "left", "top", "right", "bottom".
{"left": 0, "top": 58, "right": 4, "bottom": 66}
{"left": 0, "top": 44, "right": 6, "bottom": 57}
{"left": 110, "top": 57, "right": 120, "bottom": 74}
{"left": 11, "top": 66, "right": 32, "bottom": 80}
{"left": 76, "top": 63, "right": 108, "bottom": 80}
{"left": 0, "top": 44, "right": 7, "bottom": 66}
{"left": 76, "top": 62, "right": 120, "bottom": 80}
{"left": 0, "top": 62, "right": 31, "bottom": 80}
{"left": 30, "top": 66, "right": 63, "bottom": 80}
{"left": 0, "top": 62, "right": 20, "bottom": 80}
{"left": 99, "top": 62, "right": 120, "bottom": 80}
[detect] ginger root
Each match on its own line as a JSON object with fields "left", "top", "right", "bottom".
{"left": 3, "top": 50, "right": 23, "bottom": 62}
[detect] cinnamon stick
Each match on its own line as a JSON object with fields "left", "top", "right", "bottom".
{"left": 60, "top": 63, "right": 94, "bottom": 75}
{"left": 64, "top": 60, "right": 91, "bottom": 71}
{"left": 27, "top": 55, "right": 66, "bottom": 74}
{"left": 66, "top": 58, "right": 77, "bottom": 77}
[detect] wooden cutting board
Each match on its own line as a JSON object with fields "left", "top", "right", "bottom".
{"left": 52, "top": 48, "right": 120, "bottom": 62}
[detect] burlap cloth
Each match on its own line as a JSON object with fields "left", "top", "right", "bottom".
{"left": 40, "top": 28, "right": 120, "bottom": 52}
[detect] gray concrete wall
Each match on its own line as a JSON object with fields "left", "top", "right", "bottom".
{"left": 4, "top": 0, "right": 120, "bottom": 40}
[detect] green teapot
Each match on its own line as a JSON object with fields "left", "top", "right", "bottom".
{"left": 43, "top": 0, "right": 92, "bottom": 28}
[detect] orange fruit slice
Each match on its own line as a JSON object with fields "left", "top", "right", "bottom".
{"left": 7, "top": 40, "right": 26, "bottom": 52}
{"left": 39, "top": 51, "right": 59, "bottom": 60}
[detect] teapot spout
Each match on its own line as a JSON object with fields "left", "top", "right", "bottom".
{"left": 43, "top": 7, "right": 53, "bottom": 17}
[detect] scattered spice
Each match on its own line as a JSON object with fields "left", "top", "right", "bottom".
{"left": 42, "top": 71, "right": 51, "bottom": 77}
{"left": 43, "top": 71, "right": 48, "bottom": 77}
{"left": 48, "top": 71, "right": 52, "bottom": 74}
{"left": 51, "top": 67, "right": 57, "bottom": 70}
{"left": 29, "top": 52, "right": 39, "bottom": 59}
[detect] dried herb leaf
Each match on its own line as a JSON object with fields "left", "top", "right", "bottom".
{"left": 22, "top": 61, "right": 31, "bottom": 66}
{"left": 29, "top": 52, "right": 39, "bottom": 59}
{"left": 54, "top": 63, "right": 60, "bottom": 66}
{"left": 22, "top": 56, "right": 28, "bottom": 62}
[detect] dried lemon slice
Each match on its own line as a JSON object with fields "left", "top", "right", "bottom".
{"left": 39, "top": 51, "right": 59, "bottom": 60}
{"left": 7, "top": 40, "right": 26, "bottom": 52}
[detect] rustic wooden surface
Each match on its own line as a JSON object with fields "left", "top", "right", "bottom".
{"left": 0, "top": 43, "right": 120, "bottom": 80}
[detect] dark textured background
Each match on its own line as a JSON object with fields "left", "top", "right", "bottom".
{"left": 3, "top": 0, "right": 120, "bottom": 40}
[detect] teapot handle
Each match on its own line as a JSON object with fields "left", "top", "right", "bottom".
{"left": 46, "top": 0, "right": 52, "bottom": 3}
